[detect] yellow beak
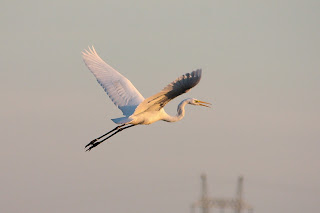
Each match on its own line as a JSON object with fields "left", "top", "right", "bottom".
{"left": 197, "top": 100, "right": 212, "bottom": 108}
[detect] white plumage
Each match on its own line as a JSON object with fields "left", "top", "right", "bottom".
{"left": 82, "top": 46, "right": 211, "bottom": 151}
{"left": 82, "top": 47, "right": 144, "bottom": 117}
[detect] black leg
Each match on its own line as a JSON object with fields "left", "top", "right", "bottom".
{"left": 85, "top": 124, "right": 125, "bottom": 149}
{"left": 85, "top": 124, "right": 136, "bottom": 151}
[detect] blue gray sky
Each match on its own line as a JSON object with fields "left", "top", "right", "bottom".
{"left": 1, "top": 1, "right": 319, "bottom": 213}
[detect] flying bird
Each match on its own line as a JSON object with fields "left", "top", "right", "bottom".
{"left": 82, "top": 46, "right": 211, "bottom": 151}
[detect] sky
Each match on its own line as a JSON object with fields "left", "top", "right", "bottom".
{"left": 1, "top": 0, "right": 319, "bottom": 213}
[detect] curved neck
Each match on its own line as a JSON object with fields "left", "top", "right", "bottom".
{"left": 162, "top": 99, "right": 189, "bottom": 122}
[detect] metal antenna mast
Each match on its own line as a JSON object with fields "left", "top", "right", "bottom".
{"left": 235, "top": 176, "right": 244, "bottom": 213}
{"left": 201, "top": 174, "right": 209, "bottom": 213}
{"left": 191, "top": 174, "right": 253, "bottom": 213}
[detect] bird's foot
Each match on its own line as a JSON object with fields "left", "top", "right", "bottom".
{"left": 85, "top": 141, "right": 101, "bottom": 152}
{"left": 85, "top": 138, "right": 98, "bottom": 149}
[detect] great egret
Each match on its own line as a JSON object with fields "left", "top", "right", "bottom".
{"left": 82, "top": 46, "right": 211, "bottom": 151}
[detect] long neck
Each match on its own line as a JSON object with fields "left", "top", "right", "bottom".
{"left": 162, "top": 99, "right": 189, "bottom": 122}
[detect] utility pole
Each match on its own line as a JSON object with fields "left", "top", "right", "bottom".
{"left": 191, "top": 174, "right": 253, "bottom": 213}
{"left": 235, "top": 176, "right": 243, "bottom": 213}
{"left": 201, "top": 174, "right": 209, "bottom": 213}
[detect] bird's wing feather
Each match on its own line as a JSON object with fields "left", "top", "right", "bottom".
{"left": 133, "top": 69, "right": 202, "bottom": 114}
{"left": 82, "top": 47, "right": 145, "bottom": 117}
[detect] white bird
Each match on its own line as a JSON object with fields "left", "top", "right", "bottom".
{"left": 82, "top": 46, "right": 211, "bottom": 151}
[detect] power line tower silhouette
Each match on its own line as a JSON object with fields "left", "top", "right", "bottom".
{"left": 191, "top": 174, "right": 253, "bottom": 213}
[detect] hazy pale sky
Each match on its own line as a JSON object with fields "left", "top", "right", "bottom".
{"left": 1, "top": 0, "right": 319, "bottom": 213}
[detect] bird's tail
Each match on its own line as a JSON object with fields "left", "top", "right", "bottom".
{"left": 111, "top": 117, "right": 133, "bottom": 124}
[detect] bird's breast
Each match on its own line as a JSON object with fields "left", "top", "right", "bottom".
{"left": 130, "top": 110, "right": 165, "bottom": 125}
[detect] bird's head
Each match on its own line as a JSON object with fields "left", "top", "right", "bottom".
{"left": 188, "top": 98, "right": 211, "bottom": 108}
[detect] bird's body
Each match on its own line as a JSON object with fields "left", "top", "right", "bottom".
{"left": 129, "top": 109, "right": 168, "bottom": 125}
{"left": 126, "top": 99, "right": 189, "bottom": 125}
{"left": 82, "top": 46, "right": 211, "bottom": 151}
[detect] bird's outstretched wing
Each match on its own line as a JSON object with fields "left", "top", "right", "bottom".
{"left": 133, "top": 69, "right": 202, "bottom": 114}
{"left": 82, "top": 47, "right": 145, "bottom": 116}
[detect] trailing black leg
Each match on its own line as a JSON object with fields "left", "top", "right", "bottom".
{"left": 85, "top": 124, "right": 136, "bottom": 151}
{"left": 85, "top": 124, "right": 125, "bottom": 149}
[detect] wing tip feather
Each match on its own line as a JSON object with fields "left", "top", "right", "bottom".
{"left": 82, "top": 45, "right": 97, "bottom": 57}
{"left": 193, "top": 68, "right": 202, "bottom": 77}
